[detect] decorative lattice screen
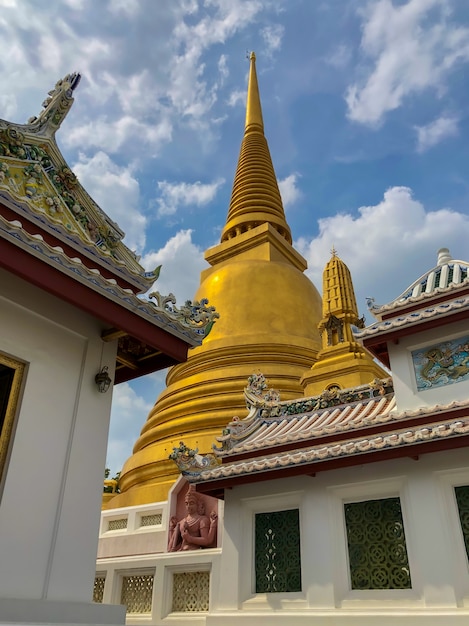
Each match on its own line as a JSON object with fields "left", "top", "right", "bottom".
{"left": 140, "top": 513, "right": 162, "bottom": 527}
{"left": 121, "top": 574, "right": 154, "bottom": 613}
{"left": 172, "top": 571, "right": 210, "bottom": 612}
{"left": 255, "top": 509, "right": 302, "bottom": 593}
{"left": 93, "top": 576, "right": 105, "bottom": 603}
{"left": 344, "top": 497, "right": 412, "bottom": 590}
{"left": 108, "top": 518, "right": 127, "bottom": 531}
{"left": 455, "top": 485, "right": 469, "bottom": 560}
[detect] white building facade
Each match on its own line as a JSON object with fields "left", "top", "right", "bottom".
{"left": 95, "top": 249, "right": 469, "bottom": 625}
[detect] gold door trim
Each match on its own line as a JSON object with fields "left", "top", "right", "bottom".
{"left": 0, "top": 353, "right": 26, "bottom": 483}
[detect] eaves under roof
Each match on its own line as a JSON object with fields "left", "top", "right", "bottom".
{"left": 1, "top": 208, "right": 218, "bottom": 383}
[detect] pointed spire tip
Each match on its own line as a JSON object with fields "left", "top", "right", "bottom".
{"left": 245, "top": 50, "right": 263, "bottom": 132}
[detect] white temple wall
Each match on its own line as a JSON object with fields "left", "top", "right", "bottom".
{"left": 387, "top": 318, "right": 469, "bottom": 412}
{"left": 95, "top": 449, "right": 469, "bottom": 624}
{"left": 209, "top": 449, "right": 469, "bottom": 623}
{"left": 0, "top": 269, "right": 118, "bottom": 617}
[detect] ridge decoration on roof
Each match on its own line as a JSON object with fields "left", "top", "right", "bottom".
{"left": 0, "top": 72, "right": 159, "bottom": 293}
{"left": 170, "top": 373, "right": 395, "bottom": 476}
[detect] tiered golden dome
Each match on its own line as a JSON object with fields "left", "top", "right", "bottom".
{"left": 107, "top": 52, "right": 323, "bottom": 507}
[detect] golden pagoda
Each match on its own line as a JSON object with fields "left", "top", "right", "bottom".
{"left": 106, "top": 53, "right": 323, "bottom": 508}
{"left": 300, "top": 248, "right": 387, "bottom": 396}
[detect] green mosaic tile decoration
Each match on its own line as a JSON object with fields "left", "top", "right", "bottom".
{"left": 455, "top": 485, "right": 469, "bottom": 560}
{"left": 344, "top": 497, "right": 412, "bottom": 590}
{"left": 255, "top": 509, "right": 301, "bottom": 593}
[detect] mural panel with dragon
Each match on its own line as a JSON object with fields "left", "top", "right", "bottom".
{"left": 412, "top": 336, "right": 469, "bottom": 390}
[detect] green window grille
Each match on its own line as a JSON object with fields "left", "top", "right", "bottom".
{"left": 455, "top": 485, "right": 469, "bottom": 561}
{"left": 255, "top": 509, "right": 301, "bottom": 593}
{"left": 344, "top": 497, "right": 412, "bottom": 590}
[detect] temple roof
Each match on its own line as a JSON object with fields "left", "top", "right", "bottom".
{"left": 0, "top": 73, "right": 218, "bottom": 381}
{"left": 356, "top": 248, "right": 469, "bottom": 368}
{"left": 367, "top": 248, "right": 469, "bottom": 321}
{"left": 170, "top": 373, "right": 469, "bottom": 495}
{"left": 355, "top": 293, "right": 469, "bottom": 341}
{"left": 0, "top": 72, "right": 158, "bottom": 294}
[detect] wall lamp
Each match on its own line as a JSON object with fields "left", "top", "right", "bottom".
{"left": 95, "top": 366, "right": 112, "bottom": 393}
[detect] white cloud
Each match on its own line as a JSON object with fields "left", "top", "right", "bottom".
{"left": 141, "top": 229, "right": 206, "bottom": 303}
{"left": 64, "top": 115, "right": 173, "bottom": 155}
{"left": 108, "top": 0, "right": 141, "bottom": 17}
{"left": 296, "top": 186, "right": 469, "bottom": 313}
{"left": 218, "top": 54, "right": 229, "bottom": 83}
{"left": 278, "top": 173, "right": 301, "bottom": 208}
{"left": 0, "top": 94, "right": 17, "bottom": 119}
{"left": 346, "top": 0, "right": 469, "bottom": 126}
{"left": 107, "top": 382, "right": 153, "bottom": 475}
{"left": 415, "top": 114, "right": 458, "bottom": 152}
{"left": 72, "top": 151, "right": 146, "bottom": 252}
{"left": 326, "top": 44, "right": 352, "bottom": 69}
{"left": 155, "top": 178, "right": 225, "bottom": 217}
{"left": 168, "top": 0, "right": 264, "bottom": 119}
{"left": 261, "top": 24, "right": 284, "bottom": 57}
{"left": 227, "top": 89, "right": 245, "bottom": 107}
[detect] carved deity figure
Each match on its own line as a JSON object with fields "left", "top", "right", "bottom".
{"left": 167, "top": 487, "right": 217, "bottom": 552}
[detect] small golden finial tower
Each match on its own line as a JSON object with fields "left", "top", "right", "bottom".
{"left": 300, "top": 250, "right": 387, "bottom": 396}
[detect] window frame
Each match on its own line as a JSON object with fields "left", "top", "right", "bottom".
{"left": 328, "top": 476, "right": 420, "bottom": 607}
{"left": 0, "top": 352, "right": 26, "bottom": 493}
{"left": 239, "top": 490, "right": 307, "bottom": 609}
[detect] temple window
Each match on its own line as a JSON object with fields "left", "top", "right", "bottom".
{"left": 0, "top": 354, "right": 25, "bottom": 487}
{"left": 120, "top": 572, "right": 154, "bottom": 614}
{"left": 455, "top": 486, "right": 469, "bottom": 562}
{"left": 344, "top": 497, "right": 412, "bottom": 590}
{"left": 172, "top": 571, "right": 210, "bottom": 612}
{"left": 254, "top": 509, "right": 301, "bottom": 593}
{"left": 93, "top": 575, "right": 105, "bottom": 603}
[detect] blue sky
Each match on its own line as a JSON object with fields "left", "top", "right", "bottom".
{"left": 2, "top": 0, "right": 469, "bottom": 474}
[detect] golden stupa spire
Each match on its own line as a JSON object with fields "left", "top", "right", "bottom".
{"left": 221, "top": 51, "right": 292, "bottom": 244}
{"left": 301, "top": 251, "right": 387, "bottom": 396}
{"left": 106, "top": 53, "right": 323, "bottom": 508}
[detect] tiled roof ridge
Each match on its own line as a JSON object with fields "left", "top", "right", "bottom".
{"left": 219, "top": 396, "right": 469, "bottom": 457}
{"left": 189, "top": 413, "right": 469, "bottom": 483}
{"left": 0, "top": 73, "right": 159, "bottom": 290}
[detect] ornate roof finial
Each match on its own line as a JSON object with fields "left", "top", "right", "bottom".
{"left": 437, "top": 247, "right": 452, "bottom": 266}
{"left": 27, "top": 72, "right": 81, "bottom": 136}
{"left": 331, "top": 245, "right": 337, "bottom": 258}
